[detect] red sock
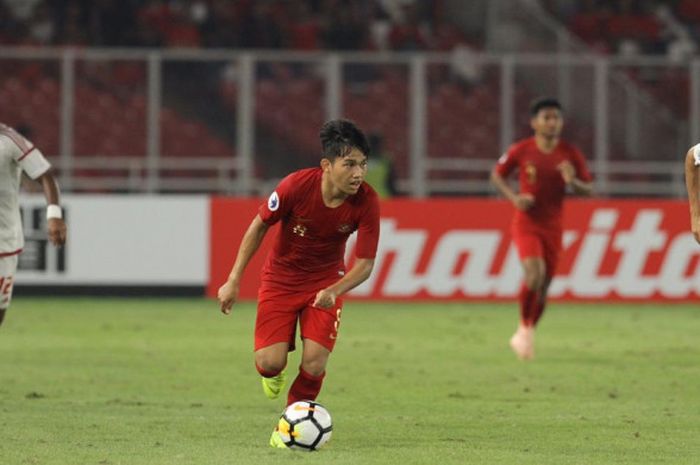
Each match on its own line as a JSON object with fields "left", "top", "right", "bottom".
{"left": 532, "top": 299, "right": 546, "bottom": 326}
{"left": 519, "top": 284, "right": 538, "bottom": 327}
{"left": 256, "top": 363, "right": 283, "bottom": 378}
{"left": 287, "top": 367, "right": 325, "bottom": 406}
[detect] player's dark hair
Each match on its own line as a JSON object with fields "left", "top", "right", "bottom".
{"left": 530, "top": 97, "right": 562, "bottom": 116}
{"left": 320, "top": 119, "right": 371, "bottom": 160}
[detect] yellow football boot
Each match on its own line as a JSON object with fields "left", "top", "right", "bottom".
{"left": 261, "top": 369, "right": 287, "bottom": 400}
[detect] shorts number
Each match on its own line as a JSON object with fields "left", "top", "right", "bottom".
{"left": 333, "top": 308, "right": 342, "bottom": 332}
{"left": 0, "top": 276, "right": 13, "bottom": 296}
{"left": 329, "top": 308, "right": 342, "bottom": 340}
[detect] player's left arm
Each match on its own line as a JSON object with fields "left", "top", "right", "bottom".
{"left": 14, "top": 135, "right": 67, "bottom": 247}
{"left": 36, "top": 169, "right": 67, "bottom": 247}
{"left": 561, "top": 166, "right": 593, "bottom": 195}
{"left": 558, "top": 148, "right": 594, "bottom": 196}
{"left": 313, "top": 258, "right": 375, "bottom": 309}
{"left": 313, "top": 192, "right": 380, "bottom": 309}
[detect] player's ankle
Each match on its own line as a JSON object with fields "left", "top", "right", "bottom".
{"left": 256, "top": 363, "right": 285, "bottom": 378}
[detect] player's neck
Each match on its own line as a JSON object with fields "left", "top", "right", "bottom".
{"left": 534, "top": 135, "right": 559, "bottom": 153}
{"left": 321, "top": 173, "right": 349, "bottom": 208}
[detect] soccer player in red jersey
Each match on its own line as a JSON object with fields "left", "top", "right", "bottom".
{"left": 684, "top": 143, "right": 700, "bottom": 244}
{"left": 217, "top": 119, "right": 380, "bottom": 447}
{"left": 490, "top": 97, "right": 593, "bottom": 360}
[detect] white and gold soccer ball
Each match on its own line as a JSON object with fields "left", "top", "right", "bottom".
{"left": 277, "top": 400, "right": 332, "bottom": 451}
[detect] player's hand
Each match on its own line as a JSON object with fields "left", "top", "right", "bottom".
{"left": 513, "top": 193, "right": 535, "bottom": 211}
{"left": 218, "top": 280, "right": 240, "bottom": 315}
{"left": 313, "top": 289, "right": 337, "bottom": 309}
{"left": 47, "top": 218, "right": 67, "bottom": 246}
{"left": 692, "top": 219, "right": 700, "bottom": 244}
{"left": 557, "top": 161, "right": 576, "bottom": 184}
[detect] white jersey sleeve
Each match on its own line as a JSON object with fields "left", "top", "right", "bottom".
{"left": 693, "top": 144, "right": 700, "bottom": 167}
{"left": 17, "top": 146, "right": 51, "bottom": 179}
{"left": 0, "top": 125, "right": 51, "bottom": 179}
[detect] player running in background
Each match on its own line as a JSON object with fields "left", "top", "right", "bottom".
{"left": 217, "top": 119, "right": 380, "bottom": 447}
{"left": 684, "top": 143, "right": 700, "bottom": 243}
{"left": 0, "top": 123, "right": 67, "bottom": 327}
{"left": 490, "top": 98, "right": 593, "bottom": 360}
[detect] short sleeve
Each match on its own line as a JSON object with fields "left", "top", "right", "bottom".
{"left": 494, "top": 145, "right": 519, "bottom": 177}
{"left": 258, "top": 174, "right": 296, "bottom": 225}
{"left": 354, "top": 192, "right": 380, "bottom": 259}
{"left": 19, "top": 147, "right": 51, "bottom": 180}
{"left": 569, "top": 147, "right": 593, "bottom": 182}
{"left": 692, "top": 144, "right": 700, "bottom": 166}
{"left": 1, "top": 128, "right": 51, "bottom": 179}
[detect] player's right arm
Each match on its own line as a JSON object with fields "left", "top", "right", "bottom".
{"left": 490, "top": 149, "right": 534, "bottom": 211}
{"left": 218, "top": 175, "right": 295, "bottom": 314}
{"left": 218, "top": 214, "right": 270, "bottom": 314}
{"left": 685, "top": 145, "right": 700, "bottom": 244}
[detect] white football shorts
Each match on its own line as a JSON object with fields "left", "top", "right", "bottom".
{"left": 0, "top": 254, "right": 18, "bottom": 310}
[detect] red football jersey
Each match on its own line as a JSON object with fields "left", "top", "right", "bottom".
{"left": 495, "top": 137, "right": 592, "bottom": 230}
{"left": 258, "top": 167, "right": 380, "bottom": 292}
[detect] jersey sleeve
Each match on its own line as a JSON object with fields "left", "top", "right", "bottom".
{"left": 494, "top": 145, "right": 519, "bottom": 177}
{"left": 570, "top": 147, "right": 593, "bottom": 182}
{"left": 1, "top": 129, "right": 51, "bottom": 179}
{"left": 692, "top": 144, "right": 700, "bottom": 166}
{"left": 354, "top": 192, "right": 380, "bottom": 259}
{"left": 258, "top": 173, "right": 296, "bottom": 225}
{"left": 18, "top": 147, "right": 51, "bottom": 180}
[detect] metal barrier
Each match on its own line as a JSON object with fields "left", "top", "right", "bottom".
{"left": 0, "top": 47, "right": 696, "bottom": 197}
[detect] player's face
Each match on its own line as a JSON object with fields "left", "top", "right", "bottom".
{"left": 531, "top": 107, "right": 563, "bottom": 139}
{"left": 326, "top": 148, "right": 368, "bottom": 195}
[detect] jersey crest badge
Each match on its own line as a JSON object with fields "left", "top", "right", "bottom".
{"left": 525, "top": 163, "right": 537, "bottom": 184}
{"left": 337, "top": 224, "right": 352, "bottom": 233}
{"left": 268, "top": 191, "right": 280, "bottom": 211}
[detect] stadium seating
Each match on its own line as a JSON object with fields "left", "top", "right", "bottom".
{"left": 0, "top": 72, "right": 234, "bottom": 161}
{"left": 222, "top": 69, "right": 598, "bottom": 181}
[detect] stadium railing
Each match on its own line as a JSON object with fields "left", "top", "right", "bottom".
{"left": 0, "top": 47, "right": 697, "bottom": 197}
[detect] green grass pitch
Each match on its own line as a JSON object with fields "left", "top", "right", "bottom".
{"left": 0, "top": 298, "right": 699, "bottom": 465}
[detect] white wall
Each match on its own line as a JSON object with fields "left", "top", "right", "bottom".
{"left": 17, "top": 195, "right": 209, "bottom": 286}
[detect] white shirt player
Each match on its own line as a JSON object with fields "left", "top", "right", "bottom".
{"left": 0, "top": 123, "right": 51, "bottom": 255}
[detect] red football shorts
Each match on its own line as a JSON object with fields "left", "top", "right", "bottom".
{"left": 254, "top": 286, "right": 343, "bottom": 353}
{"left": 512, "top": 228, "right": 562, "bottom": 276}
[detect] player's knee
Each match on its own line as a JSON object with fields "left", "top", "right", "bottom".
{"left": 524, "top": 270, "right": 543, "bottom": 290}
{"left": 255, "top": 354, "right": 286, "bottom": 376}
{"left": 301, "top": 357, "right": 327, "bottom": 377}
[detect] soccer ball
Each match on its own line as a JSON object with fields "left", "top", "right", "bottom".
{"left": 277, "top": 400, "right": 332, "bottom": 451}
